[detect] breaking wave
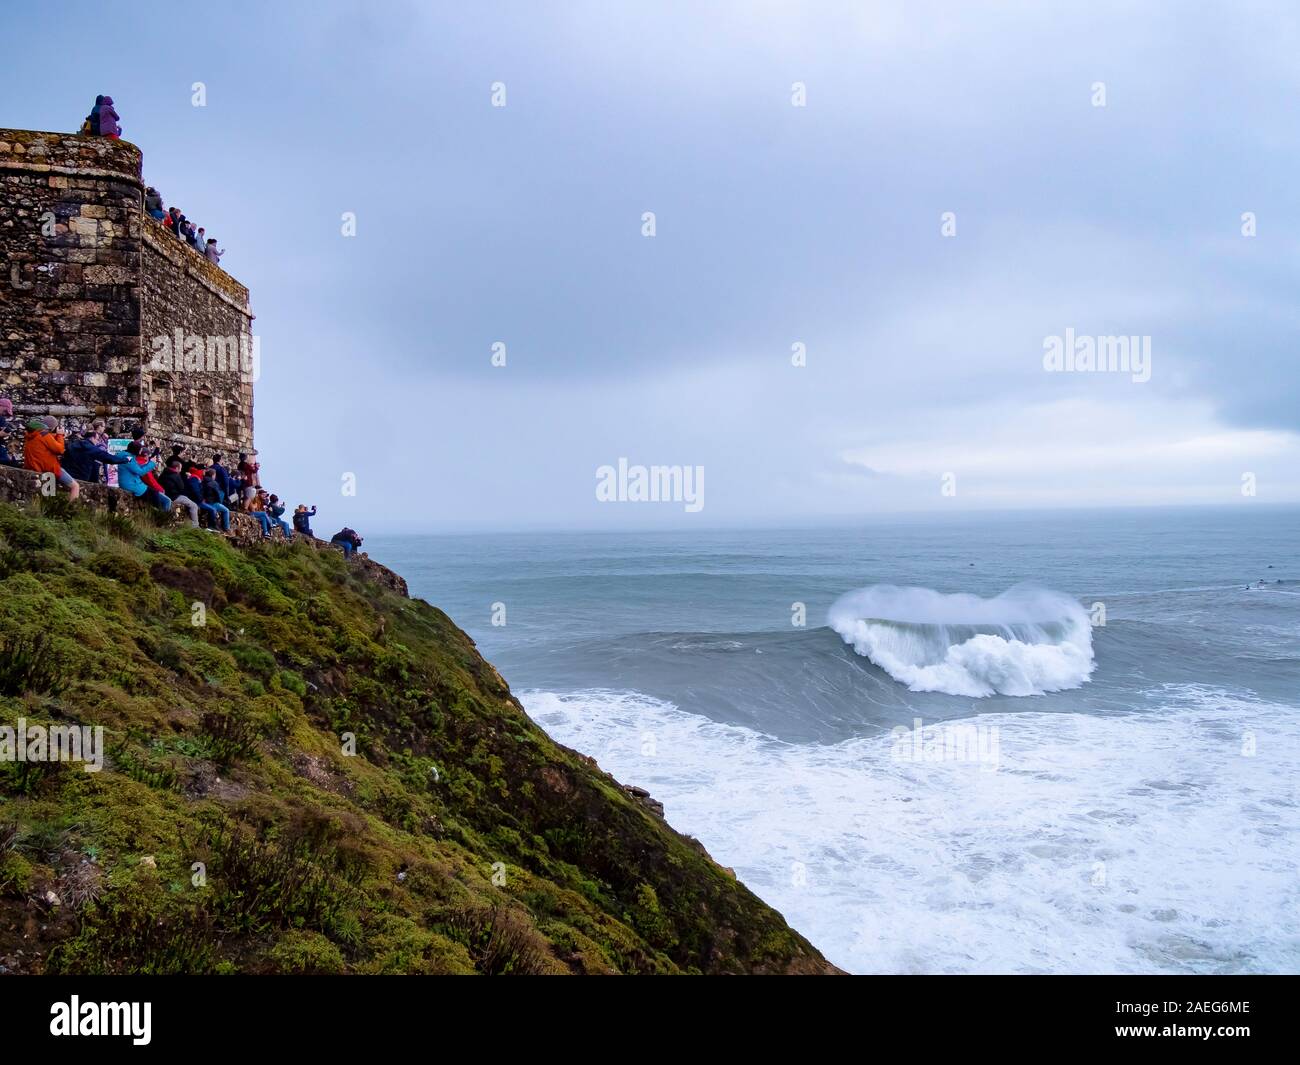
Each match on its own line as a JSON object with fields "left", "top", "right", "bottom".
{"left": 522, "top": 684, "right": 1300, "bottom": 974}
{"left": 828, "top": 583, "right": 1095, "bottom": 697}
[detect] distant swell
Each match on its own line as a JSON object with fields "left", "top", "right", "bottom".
{"left": 828, "top": 583, "right": 1095, "bottom": 697}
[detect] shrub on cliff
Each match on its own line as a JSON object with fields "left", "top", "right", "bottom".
{"left": 0, "top": 500, "right": 835, "bottom": 975}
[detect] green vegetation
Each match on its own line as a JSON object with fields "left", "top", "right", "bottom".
{"left": 0, "top": 498, "right": 834, "bottom": 974}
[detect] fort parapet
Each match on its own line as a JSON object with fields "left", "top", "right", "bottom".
{"left": 0, "top": 128, "right": 254, "bottom": 457}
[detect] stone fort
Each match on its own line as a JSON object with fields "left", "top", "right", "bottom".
{"left": 0, "top": 128, "right": 255, "bottom": 459}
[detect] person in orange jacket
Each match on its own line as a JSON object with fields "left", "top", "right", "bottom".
{"left": 23, "top": 416, "right": 79, "bottom": 500}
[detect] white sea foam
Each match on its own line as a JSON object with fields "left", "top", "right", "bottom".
{"left": 828, "top": 583, "right": 1095, "bottom": 697}
{"left": 524, "top": 685, "right": 1300, "bottom": 974}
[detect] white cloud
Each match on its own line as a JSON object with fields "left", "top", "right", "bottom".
{"left": 842, "top": 396, "right": 1300, "bottom": 507}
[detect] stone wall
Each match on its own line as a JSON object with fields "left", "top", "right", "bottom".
{"left": 0, "top": 464, "right": 407, "bottom": 597}
{"left": 0, "top": 130, "right": 144, "bottom": 423}
{"left": 0, "top": 128, "right": 255, "bottom": 466}
{"left": 141, "top": 218, "right": 255, "bottom": 457}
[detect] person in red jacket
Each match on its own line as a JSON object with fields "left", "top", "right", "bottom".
{"left": 132, "top": 445, "right": 167, "bottom": 496}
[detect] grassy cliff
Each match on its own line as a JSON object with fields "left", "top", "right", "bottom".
{"left": 0, "top": 497, "right": 835, "bottom": 975}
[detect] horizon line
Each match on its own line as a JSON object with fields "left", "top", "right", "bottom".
{"left": 359, "top": 498, "right": 1299, "bottom": 538}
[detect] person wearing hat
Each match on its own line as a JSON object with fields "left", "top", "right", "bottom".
{"left": 23, "top": 415, "right": 78, "bottom": 500}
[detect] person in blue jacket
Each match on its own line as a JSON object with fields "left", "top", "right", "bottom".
{"left": 265, "top": 494, "right": 294, "bottom": 540}
{"left": 330, "top": 527, "right": 363, "bottom": 559}
{"left": 292, "top": 505, "right": 317, "bottom": 538}
{"left": 116, "top": 442, "right": 171, "bottom": 512}
{"left": 62, "top": 431, "right": 129, "bottom": 483}
{"left": 183, "top": 465, "right": 218, "bottom": 531}
{"left": 209, "top": 452, "right": 234, "bottom": 503}
{"left": 199, "top": 470, "right": 232, "bottom": 530}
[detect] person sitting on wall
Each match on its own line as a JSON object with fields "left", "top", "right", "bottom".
{"left": 23, "top": 416, "right": 78, "bottom": 501}
{"left": 209, "top": 452, "right": 234, "bottom": 503}
{"left": 131, "top": 443, "right": 168, "bottom": 498}
{"left": 330, "top": 527, "right": 363, "bottom": 560}
{"left": 159, "top": 459, "right": 202, "bottom": 528}
{"left": 199, "top": 470, "right": 231, "bottom": 531}
{"left": 205, "top": 239, "right": 224, "bottom": 265}
{"left": 116, "top": 442, "right": 170, "bottom": 512}
{"left": 62, "top": 430, "right": 129, "bottom": 484}
{"left": 80, "top": 96, "right": 102, "bottom": 136}
{"left": 0, "top": 398, "right": 22, "bottom": 468}
{"left": 245, "top": 489, "right": 276, "bottom": 539}
{"left": 265, "top": 494, "right": 294, "bottom": 540}
{"left": 293, "top": 505, "right": 317, "bottom": 538}
{"left": 182, "top": 463, "right": 213, "bottom": 529}
{"left": 96, "top": 95, "right": 121, "bottom": 139}
{"left": 145, "top": 187, "right": 165, "bottom": 220}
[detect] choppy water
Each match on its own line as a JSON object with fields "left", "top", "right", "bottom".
{"left": 368, "top": 506, "right": 1300, "bottom": 973}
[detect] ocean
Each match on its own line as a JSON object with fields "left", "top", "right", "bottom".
{"left": 368, "top": 506, "right": 1300, "bottom": 974}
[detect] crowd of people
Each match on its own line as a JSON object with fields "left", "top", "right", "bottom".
{"left": 152, "top": 198, "right": 224, "bottom": 264}
{"left": 0, "top": 398, "right": 364, "bottom": 558}
{"left": 82, "top": 95, "right": 225, "bottom": 265}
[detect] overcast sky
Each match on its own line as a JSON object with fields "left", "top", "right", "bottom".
{"left": 4, "top": 1, "right": 1298, "bottom": 531}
